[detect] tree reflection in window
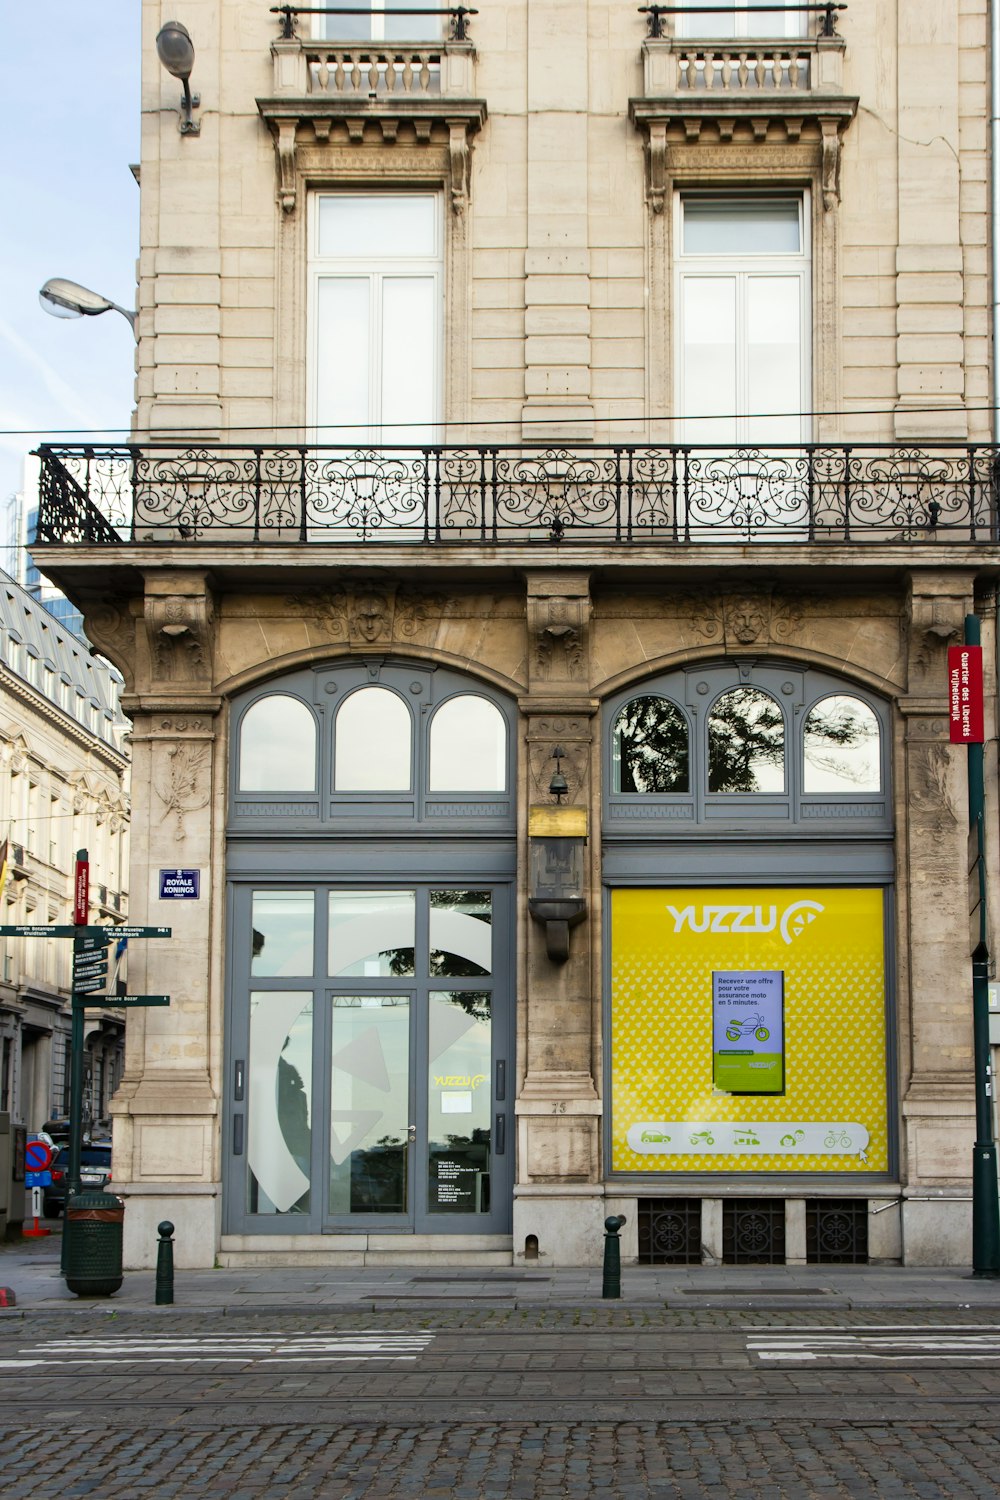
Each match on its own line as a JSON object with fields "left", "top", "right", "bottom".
{"left": 613, "top": 696, "right": 689, "bottom": 793}
{"left": 708, "top": 687, "right": 785, "bottom": 792}
{"left": 803, "top": 695, "right": 881, "bottom": 792}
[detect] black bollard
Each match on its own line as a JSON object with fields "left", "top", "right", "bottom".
{"left": 602, "top": 1214, "right": 626, "bottom": 1298}
{"left": 155, "top": 1220, "right": 175, "bottom": 1305}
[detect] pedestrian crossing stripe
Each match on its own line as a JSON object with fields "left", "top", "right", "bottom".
{"left": 0, "top": 1331, "right": 434, "bottom": 1369}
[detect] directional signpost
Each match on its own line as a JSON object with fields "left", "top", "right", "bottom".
{"left": 0, "top": 851, "right": 172, "bottom": 1283}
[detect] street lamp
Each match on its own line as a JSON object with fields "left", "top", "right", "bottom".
{"left": 156, "top": 20, "right": 200, "bottom": 134}
{"left": 39, "top": 278, "right": 137, "bottom": 334}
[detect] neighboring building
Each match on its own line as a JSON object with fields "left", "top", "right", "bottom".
{"left": 33, "top": 0, "right": 1000, "bottom": 1270}
{"left": 0, "top": 573, "right": 130, "bottom": 1136}
{"left": 3, "top": 462, "right": 86, "bottom": 642}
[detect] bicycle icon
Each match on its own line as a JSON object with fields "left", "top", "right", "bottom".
{"left": 725, "top": 1012, "right": 771, "bottom": 1043}
{"left": 823, "top": 1129, "right": 853, "bottom": 1150}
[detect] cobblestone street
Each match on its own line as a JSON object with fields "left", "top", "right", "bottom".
{"left": 1, "top": 1305, "right": 998, "bottom": 1497}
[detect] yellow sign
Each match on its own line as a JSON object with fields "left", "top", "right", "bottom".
{"left": 610, "top": 887, "right": 888, "bottom": 1173}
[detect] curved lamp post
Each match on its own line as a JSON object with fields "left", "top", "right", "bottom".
{"left": 39, "top": 279, "right": 137, "bottom": 334}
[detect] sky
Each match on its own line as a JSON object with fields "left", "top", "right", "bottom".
{"left": 0, "top": 4, "right": 141, "bottom": 508}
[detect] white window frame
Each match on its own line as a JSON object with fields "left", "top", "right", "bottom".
{"left": 308, "top": 191, "right": 444, "bottom": 449}
{"left": 675, "top": 4, "right": 807, "bottom": 39}
{"left": 674, "top": 190, "right": 811, "bottom": 447}
{"left": 316, "top": 1, "right": 443, "bottom": 44}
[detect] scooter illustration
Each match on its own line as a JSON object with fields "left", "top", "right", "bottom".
{"left": 725, "top": 1012, "right": 770, "bottom": 1043}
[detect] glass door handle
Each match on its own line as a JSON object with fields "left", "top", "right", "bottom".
{"left": 407, "top": 1124, "right": 417, "bottom": 1142}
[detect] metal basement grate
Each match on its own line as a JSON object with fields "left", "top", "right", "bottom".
{"left": 637, "top": 1198, "right": 702, "bottom": 1264}
{"left": 806, "top": 1198, "right": 869, "bottom": 1264}
{"left": 722, "top": 1199, "right": 786, "bottom": 1265}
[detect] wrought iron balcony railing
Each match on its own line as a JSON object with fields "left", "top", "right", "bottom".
{"left": 34, "top": 443, "right": 1000, "bottom": 548}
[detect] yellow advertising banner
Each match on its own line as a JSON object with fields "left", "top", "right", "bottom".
{"left": 610, "top": 887, "right": 888, "bottom": 1173}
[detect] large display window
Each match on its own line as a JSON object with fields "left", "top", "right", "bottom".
{"left": 610, "top": 886, "right": 889, "bottom": 1174}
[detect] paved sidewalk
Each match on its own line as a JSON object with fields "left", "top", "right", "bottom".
{"left": 2, "top": 1229, "right": 999, "bottom": 1314}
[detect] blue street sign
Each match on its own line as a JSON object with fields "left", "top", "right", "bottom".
{"left": 159, "top": 869, "right": 200, "bottom": 900}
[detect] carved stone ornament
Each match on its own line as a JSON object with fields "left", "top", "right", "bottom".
{"left": 532, "top": 596, "right": 589, "bottom": 681}
{"left": 155, "top": 741, "right": 212, "bottom": 842}
{"left": 258, "top": 105, "right": 486, "bottom": 216}
{"left": 722, "top": 589, "right": 805, "bottom": 647}
{"left": 82, "top": 596, "right": 137, "bottom": 690}
{"left": 289, "top": 583, "right": 398, "bottom": 644}
{"left": 396, "top": 590, "right": 447, "bottom": 639}
{"left": 908, "top": 741, "right": 959, "bottom": 829}
{"left": 527, "top": 738, "right": 590, "bottom": 804}
{"left": 144, "top": 591, "right": 215, "bottom": 683}
{"left": 630, "top": 103, "right": 857, "bottom": 215}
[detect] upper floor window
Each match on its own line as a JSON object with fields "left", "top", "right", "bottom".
{"left": 231, "top": 661, "right": 515, "bottom": 833}
{"left": 676, "top": 4, "right": 807, "bottom": 39}
{"left": 239, "top": 694, "right": 318, "bottom": 791}
{"left": 429, "top": 696, "right": 507, "bottom": 791}
{"left": 676, "top": 193, "right": 810, "bottom": 446}
{"left": 334, "top": 687, "right": 412, "bottom": 790}
{"left": 803, "top": 695, "right": 881, "bottom": 793}
{"left": 612, "top": 695, "right": 689, "bottom": 793}
{"left": 604, "top": 661, "right": 887, "bottom": 832}
{"left": 310, "top": 193, "right": 443, "bottom": 448}
{"left": 707, "top": 686, "right": 784, "bottom": 792}
{"left": 318, "top": 1, "right": 442, "bottom": 42}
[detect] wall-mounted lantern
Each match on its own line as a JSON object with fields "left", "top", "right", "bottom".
{"left": 156, "top": 21, "right": 201, "bottom": 135}
{"left": 527, "top": 782, "right": 588, "bottom": 962}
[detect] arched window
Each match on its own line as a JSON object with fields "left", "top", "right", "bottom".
{"left": 707, "top": 687, "right": 784, "bottom": 793}
{"left": 429, "top": 695, "right": 507, "bottom": 791}
{"left": 612, "top": 696, "right": 689, "bottom": 793}
{"left": 803, "top": 695, "right": 881, "bottom": 793}
{"left": 334, "top": 686, "right": 411, "bottom": 790}
{"left": 239, "top": 694, "right": 317, "bottom": 791}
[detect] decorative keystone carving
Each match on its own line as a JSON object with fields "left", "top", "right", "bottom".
{"left": 290, "top": 581, "right": 398, "bottom": 643}
{"left": 145, "top": 589, "right": 215, "bottom": 683}
{"left": 530, "top": 595, "right": 590, "bottom": 682}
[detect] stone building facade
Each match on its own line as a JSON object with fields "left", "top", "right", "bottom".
{"left": 35, "top": 0, "right": 1000, "bottom": 1268}
{"left": 0, "top": 574, "right": 130, "bottom": 1137}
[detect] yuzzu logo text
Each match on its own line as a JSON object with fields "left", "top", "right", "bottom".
{"left": 665, "top": 899, "right": 824, "bottom": 946}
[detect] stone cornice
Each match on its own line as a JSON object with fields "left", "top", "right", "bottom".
{"left": 0, "top": 665, "right": 128, "bottom": 774}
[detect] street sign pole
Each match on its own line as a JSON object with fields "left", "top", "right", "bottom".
{"left": 961, "top": 616, "right": 1000, "bottom": 1277}
{"left": 62, "top": 849, "right": 89, "bottom": 1275}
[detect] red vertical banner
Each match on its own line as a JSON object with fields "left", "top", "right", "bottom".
{"left": 948, "top": 645, "right": 984, "bottom": 744}
{"left": 73, "top": 852, "right": 89, "bottom": 926}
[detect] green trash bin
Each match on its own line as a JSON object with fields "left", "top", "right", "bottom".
{"left": 64, "top": 1185, "right": 124, "bottom": 1297}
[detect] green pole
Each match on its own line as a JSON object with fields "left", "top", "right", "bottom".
{"left": 964, "top": 616, "right": 1000, "bottom": 1277}
{"left": 61, "top": 849, "right": 88, "bottom": 1278}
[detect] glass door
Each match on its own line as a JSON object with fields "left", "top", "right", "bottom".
{"left": 227, "top": 882, "right": 511, "bottom": 1236}
{"left": 323, "top": 887, "right": 506, "bottom": 1233}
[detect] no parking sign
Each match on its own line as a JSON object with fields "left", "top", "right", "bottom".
{"left": 25, "top": 1138, "right": 53, "bottom": 1188}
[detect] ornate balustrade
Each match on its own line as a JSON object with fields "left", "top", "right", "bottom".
{"left": 34, "top": 444, "right": 1000, "bottom": 548}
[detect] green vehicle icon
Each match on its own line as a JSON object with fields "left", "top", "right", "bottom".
{"left": 725, "top": 1012, "right": 770, "bottom": 1043}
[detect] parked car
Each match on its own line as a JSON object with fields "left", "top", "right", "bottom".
{"left": 42, "top": 1144, "right": 113, "bottom": 1217}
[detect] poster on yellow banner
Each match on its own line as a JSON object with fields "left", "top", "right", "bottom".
{"left": 609, "top": 887, "right": 889, "bottom": 1174}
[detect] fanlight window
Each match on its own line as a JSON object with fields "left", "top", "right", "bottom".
{"left": 708, "top": 687, "right": 785, "bottom": 793}
{"left": 803, "top": 696, "right": 881, "bottom": 793}
{"left": 612, "top": 696, "right": 690, "bottom": 793}
{"left": 334, "top": 686, "right": 411, "bottom": 790}
{"left": 429, "top": 695, "right": 507, "bottom": 791}
{"left": 239, "top": 694, "right": 317, "bottom": 791}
